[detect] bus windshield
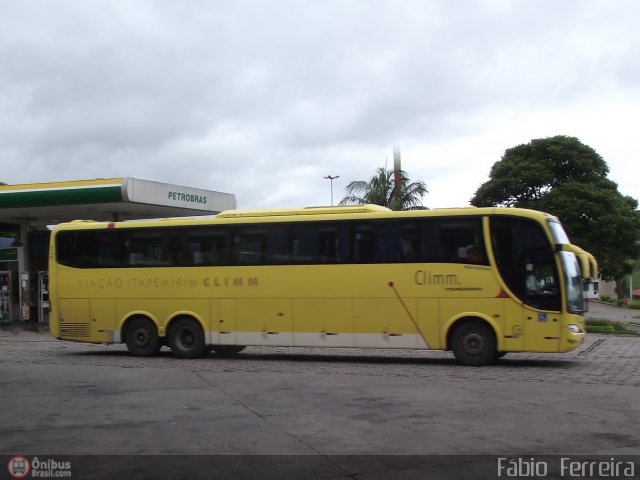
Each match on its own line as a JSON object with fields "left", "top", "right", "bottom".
{"left": 560, "top": 250, "right": 584, "bottom": 314}
{"left": 547, "top": 219, "right": 570, "bottom": 244}
{"left": 548, "top": 218, "right": 589, "bottom": 313}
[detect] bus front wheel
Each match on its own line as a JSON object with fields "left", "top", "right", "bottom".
{"left": 168, "top": 318, "right": 206, "bottom": 359}
{"left": 451, "top": 321, "right": 497, "bottom": 366}
{"left": 125, "top": 318, "right": 160, "bottom": 357}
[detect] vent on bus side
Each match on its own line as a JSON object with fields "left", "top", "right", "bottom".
{"left": 60, "top": 322, "right": 91, "bottom": 338}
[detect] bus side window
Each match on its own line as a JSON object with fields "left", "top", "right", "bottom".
{"left": 290, "top": 223, "right": 345, "bottom": 264}
{"left": 124, "top": 229, "right": 174, "bottom": 266}
{"left": 353, "top": 228, "right": 374, "bottom": 263}
{"left": 206, "top": 235, "right": 229, "bottom": 264}
{"left": 374, "top": 234, "right": 401, "bottom": 262}
{"left": 318, "top": 226, "right": 344, "bottom": 263}
{"left": 418, "top": 219, "right": 439, "bottom": 262}
{"left": 182, "top": 229, "right": 229, "bottom": 266}
{"left": 58, "top": 231, "right": 100, "bottom": 268}
{"left": 433, "top": 218, "right": 486, "bottom": 264}
{"left": 371, "top": 221, "right": 402, "bottom": 262}
{"left": 400, "top": 222, "right": 419, "bottom": 262}
{"left": 127, "top": 245, "right": 145, "bottom": 265}
{"left": 234, "top": 231, "right": 266, "bottom": 264}
{"left": 290, "top": 225, "right": 317, "bottom": 263}
{"left": 98, "top": 242, "right": 121, "bottom": 266}
{"left": 265, "top": 226, "right": 289, "bottom": 264}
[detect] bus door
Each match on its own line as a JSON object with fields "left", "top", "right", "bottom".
{"left": 521, "top": 250, "right": 562, "bottom": 352}
{"left": 490, "top": 217, "right": 563, "bottom": 352}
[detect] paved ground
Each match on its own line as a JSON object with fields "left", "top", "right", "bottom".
{"left": 1, "top": 325, "right": 640, "bottom": 478}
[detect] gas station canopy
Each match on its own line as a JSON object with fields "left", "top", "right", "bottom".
{"left": 0, "top": 178, "right": 236, "bottom": 324}
{"left": 0, "top": 177, "right": 237, "bottom": 225}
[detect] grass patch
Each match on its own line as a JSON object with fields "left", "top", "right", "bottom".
{"left": 587, "top": 325, "right": 615, "bottom": 333}
{"left": 585, "top": 318, "right": 639, "bottom": 335}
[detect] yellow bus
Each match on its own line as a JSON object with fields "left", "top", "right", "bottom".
{"left": 48, "top": 205, "right": 594, "bottom": 365}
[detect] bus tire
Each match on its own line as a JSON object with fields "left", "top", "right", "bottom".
{"left": 125, "top": 317, "right": 160, "bottom": 357}
{"left": 211, "top": 345, "right": 246, "bottom": 356}
{"left": 168, "top": 318, "right": 206, "bottom": 359}
{"left": 451, "top": 320, "right": 497, "bottom": 366}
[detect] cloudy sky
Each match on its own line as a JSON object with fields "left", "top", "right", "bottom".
{"left": 1, "top": 0, "right": 639, "bottom": 210}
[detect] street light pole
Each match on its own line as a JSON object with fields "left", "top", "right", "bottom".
{"left": 323, "top": 175, "right": 340, "bottom": 206}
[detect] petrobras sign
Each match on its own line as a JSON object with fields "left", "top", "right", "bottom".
{"left": 167, "top": 190, "right": 208, "bottom": 205}
{"left": 122, "top": 178, "right": 236, "bottom": 213}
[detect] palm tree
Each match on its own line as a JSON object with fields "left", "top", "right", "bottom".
{"left": 339, "top": 167, "right": 428, "bottom": 211}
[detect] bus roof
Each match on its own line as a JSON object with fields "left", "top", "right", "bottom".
{"left": 52, "top": 205, "right": 558, "bottom": 230}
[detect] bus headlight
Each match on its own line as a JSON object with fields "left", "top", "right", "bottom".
{"left": 567, "top": 324, "right": 583, "bottom": 334}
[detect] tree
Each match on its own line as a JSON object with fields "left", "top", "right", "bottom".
{"left": 339, "top": 167, "right": 428, "bottom": 211}
{"left": 471, "top": 135, "right": 640, "bottom": 288}
{"left": 472, "top": 135, "right": 610, "bottom": 208}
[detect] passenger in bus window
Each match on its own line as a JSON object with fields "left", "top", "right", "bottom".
{"left": 458, "top": 245, "right": 481, "bottom": 263}
{"left": 465, "top": 246, "right": 481, "bottom": 263}
{"left": 526, "top": 263, "right": 540, "bottom": 293}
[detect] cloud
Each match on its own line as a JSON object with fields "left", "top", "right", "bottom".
{"left": 1, "top": 0, "right": 639, "bottom": 209}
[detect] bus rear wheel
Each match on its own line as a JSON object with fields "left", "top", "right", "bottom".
{"left": 125, "top": 318, "right": 160, "bottom": 357}
{"left": 451, "top": 321, "right": 497, "bottom": 366}
{"left": 168, "top": 318, "right": 206, "bottom": 359}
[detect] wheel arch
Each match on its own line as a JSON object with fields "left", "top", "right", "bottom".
{"left": 443, "top": 314, "right": 502, "bottom": 351}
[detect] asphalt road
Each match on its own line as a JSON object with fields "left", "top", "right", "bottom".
{"left": 1, "top": 329, "right": 639, "bottom": 479}
{"left": 586, "top": 300, "right": 640, "bottom": 325}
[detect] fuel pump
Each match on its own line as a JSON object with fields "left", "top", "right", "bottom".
{"left": 20, "top": 272, "right": 30, "bottom": 321}
{"left": 38, "top": 271, "right": 49, "bottom": 324}
{"left": 0, "top": 271, "right": 12, "bottom": 323}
